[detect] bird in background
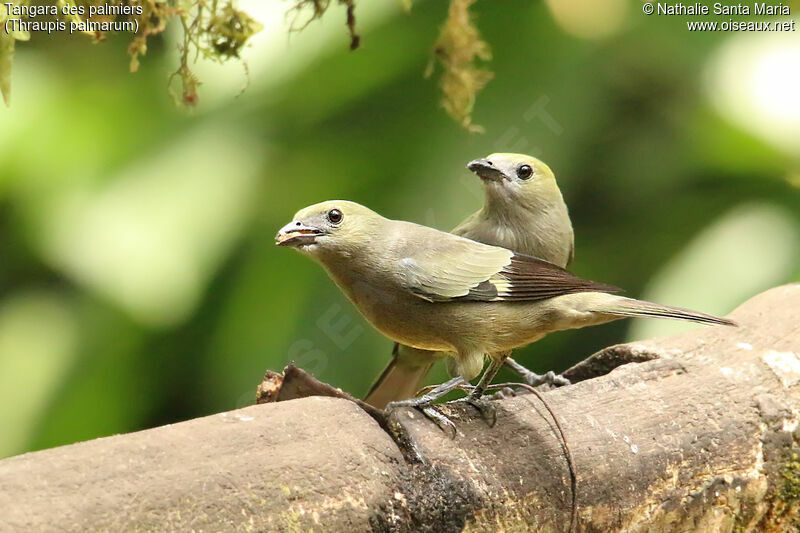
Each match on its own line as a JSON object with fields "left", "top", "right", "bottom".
{"left": 365, "top": 153, "right": 575, "bottom": 410}
{"left": 276, "top": 200, "right": 735, "bottom": 424}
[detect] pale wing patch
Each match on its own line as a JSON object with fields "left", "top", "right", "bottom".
{"left": 399, "top": 241, "right": 513, "bottom": 302}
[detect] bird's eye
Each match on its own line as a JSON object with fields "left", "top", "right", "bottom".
{"left": 327, "top": 208, "right": 343, "bottom": 225}
{"left": 517, "top": 165, "right": 533, "bottom": 180}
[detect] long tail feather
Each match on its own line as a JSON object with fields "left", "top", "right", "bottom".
{"left": 592, "top": 296, "right": 737, "bottom": 327}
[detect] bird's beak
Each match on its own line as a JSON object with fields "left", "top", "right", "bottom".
{"left": 467, "top": 159, "right": 506, "bottom": 182}
{"left": 275, "top": 221, "right": 324, "bottom": 247}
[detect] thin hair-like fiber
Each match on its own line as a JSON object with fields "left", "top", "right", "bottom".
{"left": 484, "top": 382, "right": 577, "bottom": 533}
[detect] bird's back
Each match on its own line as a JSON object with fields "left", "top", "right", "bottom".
{"left": 452, "top": 207, "right": 574, "bottom": 268}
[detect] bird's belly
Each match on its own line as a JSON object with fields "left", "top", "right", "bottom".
{"left": 344, "top": 284, "right": 457, "bottom": 352}
{"left": 335, "top": 275, "right": 588, "bottom": 355}
{"left": 378, "top": 301, "right": 529, "bottom": 355}
{"left": 356, "top": 297, "right": 546, "bottom": 354}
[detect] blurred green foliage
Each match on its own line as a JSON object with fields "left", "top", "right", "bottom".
{"left": 0, "top": 0, "right": 798, "bottom": 459}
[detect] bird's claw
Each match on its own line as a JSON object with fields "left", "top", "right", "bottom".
{"left": 422, "top": 406, "right": 457, "bottom": 438}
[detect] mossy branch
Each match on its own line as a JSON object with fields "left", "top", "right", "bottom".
{"left": 287, "top": 0, "right": 494, "bottom": 131}
{"left": 1, "top": 0, "right": 493, "bottom": 130}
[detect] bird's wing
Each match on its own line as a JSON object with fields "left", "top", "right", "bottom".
{"left": 476, "top": 254, "right": 619, "bottom": 302}
{"left": 398, "top": 235, "right": 618, "bottom": 303}
{"left": 399, "top": 238, "right": 514, "bottom": 302}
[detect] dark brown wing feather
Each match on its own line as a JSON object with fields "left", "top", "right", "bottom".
{"left": 462, "top": 253, "right": 620, "bottom": 302}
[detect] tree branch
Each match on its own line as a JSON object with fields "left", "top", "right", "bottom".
{"left": 1, "top": 285, "right": 799, "bottom": 532}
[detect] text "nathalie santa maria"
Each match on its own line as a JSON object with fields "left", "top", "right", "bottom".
{"left": 657, "top": 3, "right": 790, "bottom": 15}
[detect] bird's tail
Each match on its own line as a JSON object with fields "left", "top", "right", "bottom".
{"left": 363, "top": 344, "right": 440, "bottom": 409}
{"left": 590, "top": 296, "right": 736, "bottom": 327}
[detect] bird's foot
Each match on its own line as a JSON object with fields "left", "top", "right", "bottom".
{"left": 505, "top": 359, "right": 570, "bottom": 390}
{"left": 520, "top": 369, "right": 570, "bottom": 389}
{"left": 386, "top": 398, "right": 457, "bottom": 438}
{"left": 386, "top": 376, "right": 467, "bottom": 437}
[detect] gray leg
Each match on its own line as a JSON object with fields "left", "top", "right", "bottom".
{"left": 468, "top": 355, "right": 507, "bottom": 400}
{"left": 505, "top": 358, "right": 571, "bottom": 388}
{"left": 386, "top": 376, "right": 465, "bottom": 409}
{"left": 448, "top": 355, "right": 509, "bottom": 427}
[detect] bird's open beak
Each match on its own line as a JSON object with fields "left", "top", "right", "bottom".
{"left": 275, "top": 221, "right": 324, "bottom": 247}
{"left": 467, "top": 159, "right": 506, "bottom": 182}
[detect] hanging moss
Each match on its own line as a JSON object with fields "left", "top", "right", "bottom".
{"left": 0, "top": 28, "right": 15, "bottom": 107}
{"left": 0, "top": 0, "right": 31, "bottom": 107}
{"left": 168, "top": 0, "right": 263, "bottom": 106}
{"left": 205, "top": 3, "right": 263, "bottom": 58}
{"left": 0, "top": 0, "right": 262, "bottom": 107}
{"left": 427, "top": 0, "right": 493, "bottom": 132}
{"left": 286, "top": 0, "right": 360, "bottom": 50}
{"left": 0, "top": 0, "right": 493, "bottom": 127}
{"left": 127, "top": 1, "right": 178, "bottom": 74}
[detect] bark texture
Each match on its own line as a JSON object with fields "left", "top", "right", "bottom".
{"left": 1, "top": 284, "right": 799, "bottom": 532}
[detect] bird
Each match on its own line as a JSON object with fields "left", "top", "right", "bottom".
{"left": 276, "top": 200, "right": 735, "bottom": 418}
{"left": 454, "top": 154, "right": 574, "bottom": 266}
{"left": 364, "top": 153, "right": 574, "bottom": 409}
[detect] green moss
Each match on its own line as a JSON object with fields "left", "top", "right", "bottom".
{"left": 0, "top": 0, "right": 30, "bottom": 107}
{"left": 779, "top": 453, "right": 800, "bottom": 503}
{"left": 427, "top": 0, "right": 492, "bottom": 133}
{"left": 2, "top": 0, "right": 494, "bottom": 127}
{"left": 286, "top": 0, "right": 359, "bottom": 50}
{"left": 1, "top": 1, "right": 262, "bottom": 107}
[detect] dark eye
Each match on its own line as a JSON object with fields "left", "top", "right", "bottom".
{"left": 517, "top": 165, "right": 533, "bottom": 180}
{"left": 327, "top": 208, "right": 343, "bottom": 225}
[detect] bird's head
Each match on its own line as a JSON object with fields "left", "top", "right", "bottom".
{"left": 275, "top": 200, "right": 380, "bottom": 257}
{"left": 466, "top": 153, "right": 559, "bottom": 207}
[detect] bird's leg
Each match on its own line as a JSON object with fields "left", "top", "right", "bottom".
{"left": 504, "top": 357, "right": 571, "bottom": 388}
{"left": 386, "top": 376, "right": 466, "bottom": 436}
{"left": 415, "top": 381, "right": 476, "bottom": 396}
{"left": 387, "top": 376, "right": 465, "bottom": 408}
{"left": 469, "top": 354, "right": 507, "bottom": 399}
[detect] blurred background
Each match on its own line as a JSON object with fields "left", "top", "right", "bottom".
{"left": 1, "top": 0, "right": 799, "bottom": 459}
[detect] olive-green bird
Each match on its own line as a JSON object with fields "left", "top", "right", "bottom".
{"left": 276, "top": 201, "right": 734, "bottom": 413}
{"left": 365, "top": 153, "right": 575, "bottom": 409}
